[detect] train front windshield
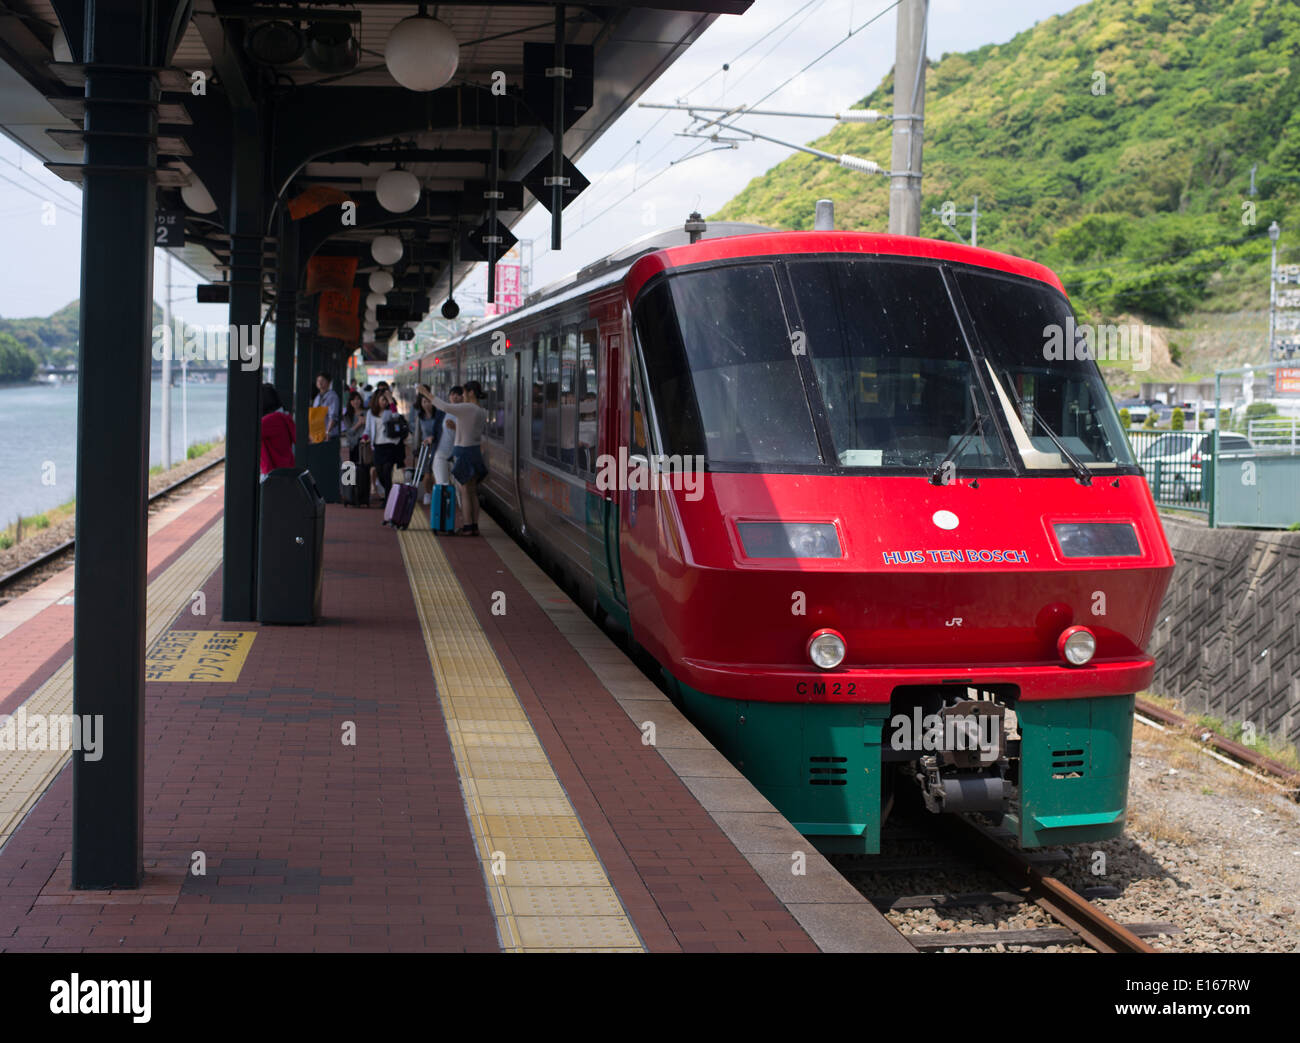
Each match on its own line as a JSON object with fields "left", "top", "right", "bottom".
{"left": 634, "top": 257, "right": 1135, "bottom": 474}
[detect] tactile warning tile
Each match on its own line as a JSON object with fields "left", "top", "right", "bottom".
{"left": 398, "top": 512, "right": 643, "bottom": 953}
{"left": 0, "top": 522, "right": 224, "bottom": 850}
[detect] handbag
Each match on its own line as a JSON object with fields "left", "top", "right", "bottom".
{"left": 308, "top": 405, "right": 327, "bottom": 444}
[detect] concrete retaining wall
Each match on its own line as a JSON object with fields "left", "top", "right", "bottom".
{"left": 1150, "top": 518, "right": 1300, "bottom": 747}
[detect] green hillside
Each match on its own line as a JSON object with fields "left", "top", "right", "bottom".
{"left": 714, "top": 0, "right": 1300, "bottom": 386}
{"left": 0, "top": 301, "right": 223, "bottom": 370}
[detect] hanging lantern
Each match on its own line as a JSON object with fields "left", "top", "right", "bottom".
{"left": 384, "top": 16, "right": 459, "bottom": 92}
{"left": 370, "top": 235, "right": 403, "bottom": 266}
{"left": 366, "top": 291, "right": 387, "bottom": 308}
{"left": 375, "top": 167, "right": 421, "bottom": 213}
{"left": 368, "top": 270, "right": 394, "bottom": 294}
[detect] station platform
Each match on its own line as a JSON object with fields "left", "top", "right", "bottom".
{"left": 0, "top": 471, "right": 911, "bottom": 953}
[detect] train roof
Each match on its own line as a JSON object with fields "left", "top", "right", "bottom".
{"left": 626, "top": 230, "right": 1067, "bottom": 299}
{"left": 416, "top": 227, "right": 1067, "bottom": 362}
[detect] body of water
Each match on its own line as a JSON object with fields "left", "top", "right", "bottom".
{"left": 0, "top": 379, "right": 229, "bottom": 523}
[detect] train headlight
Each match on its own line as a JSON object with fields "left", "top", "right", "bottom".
{"left": 1057, "top": 625, "right": 1096, "bottom": 667}
{"left": 1052, "top": 522, "right": 1140, "bottom": 558}
{"left": 808, "top": 629, "right": 846, "bottom": 670}
{"left": 738, "top": 522, "right": 841, "bottom": 559}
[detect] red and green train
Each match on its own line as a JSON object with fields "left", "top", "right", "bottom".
{"left": 395, "top": 226, "right": 1175, "bottom": 853}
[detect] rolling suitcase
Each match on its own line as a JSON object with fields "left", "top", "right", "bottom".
{"left": 382, "top": 444, "right": 429, "bottom": 530}
{"left": 340, "top": 455, "right": 369, "bottom": 507}
{"left": 430, "top": 483, "right": 456, "bottom": 533}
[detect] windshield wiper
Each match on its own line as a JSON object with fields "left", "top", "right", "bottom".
{"left": 930, "top": 386, "right": 989, "bottom": 485}
{"left": 1000, "top": 379, "right": 1094, "bottom": 485}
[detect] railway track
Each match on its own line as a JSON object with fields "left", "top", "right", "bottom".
{"left": 0, "top": 456, "right": 225, "bottom": 597}
{"left": 837, "top": 811, "right": 1179, "bottom": 953}
{"left": 1135, "top": 697, "right": 1300, "bottom": 800}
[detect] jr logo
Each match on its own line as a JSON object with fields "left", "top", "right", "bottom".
{"left": 945, "top": 617, "right": 963, "bottom": 627}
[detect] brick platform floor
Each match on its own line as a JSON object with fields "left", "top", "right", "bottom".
{"left": 1, "top": 494, "right": 827, "bottom": 952}
{"left": 438, "top": 534, "right": 819, "bottom": 954}
{"left": 0, "top": 501, "right": 496, "bottom": 952}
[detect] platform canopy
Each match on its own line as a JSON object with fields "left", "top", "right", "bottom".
{"left": 0, "top": 0, "right": 747, "bottom": 342}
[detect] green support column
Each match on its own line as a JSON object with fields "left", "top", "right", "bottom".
{"left": 273, "top": 211, "right": 298, "bottom": 406}
{"left": 221, "top": 112, "right": 265, "bottom": 621}
{"left": 63, "top": 0, "right": 189, "bottom": 889}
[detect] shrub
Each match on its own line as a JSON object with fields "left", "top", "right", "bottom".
{"left": 1119, "top": 407, "right": 1131, "bottom": 427}
{"left": 1171, "top": 407, "right": 1185, "bottom": 430}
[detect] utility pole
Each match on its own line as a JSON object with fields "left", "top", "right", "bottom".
{"left": 889, "top": 0, "right": 928, "bottom": 236}
{"left": 1268, "top": 221, "right": 1280, "bottom": 361}
{"left": 161, "top": 249, "right": 172, "bottom": 470}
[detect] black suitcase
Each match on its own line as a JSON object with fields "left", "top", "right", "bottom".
{"left": 341, "top": 453, "right": 369, "bottom": 507}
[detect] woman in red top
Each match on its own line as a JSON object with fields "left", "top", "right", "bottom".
{"left": 260, "top": 383, "right": 296, "bottom": 476}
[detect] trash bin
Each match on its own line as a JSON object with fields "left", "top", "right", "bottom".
{"left": 257, "top": 467, "right": 325, "bottom": 624}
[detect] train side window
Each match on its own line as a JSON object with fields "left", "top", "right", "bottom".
{"left": 559, "top": 329, "right": 578, "bottom": 471}
{"left": 577, "top": 326, "right": 598, "bottom": 477}
{"left": 631, "top": 358, "right": 649, "bottom": 458}
{"left": 531, "top": 336, "right": 546, "bottom": 457}
{"left": 544, "top": 331, "right": 560, "bottom": 460}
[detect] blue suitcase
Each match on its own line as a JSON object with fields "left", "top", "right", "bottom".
{"left": 430, "top": 483, "right": 457, "bottom": 533}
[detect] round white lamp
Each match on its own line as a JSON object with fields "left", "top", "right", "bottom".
{"left": 368, "top": 269, "right": 394, "bottom": 294}
{"left": 371, "top": 234, "right": 403, "bottom": 266}
{"left": 366, "top": 291, "right": 387, "bottom": 308}
{"left": 384, "top": 16, "right": 459, "bottom": 92}
{"left": 180, "top": 177, "right": 218, "bottom": 214}
{"left": 375, "top": 167, "right": 421, "bottom": 213}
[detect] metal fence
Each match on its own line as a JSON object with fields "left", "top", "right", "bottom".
{"left": 1126, "top": 428, "right": 1214, "bottom": 514}
{"left": 1247, "top": 417, "right": 1300, "bottom": 454}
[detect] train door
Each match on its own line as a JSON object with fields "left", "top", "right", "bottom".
{"left": 596, "top": 331, "right": 626, "bottom": 615}
{"left": 616, "top": 340, "right": 659, "bottom": 641}
{"left": 511, "top": 349, "right": 526, "bottom": 525}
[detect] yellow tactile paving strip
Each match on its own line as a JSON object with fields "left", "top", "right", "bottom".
{"left": 397, "top": 510, "right": 643, "bottom": 953}
{"left": 0, "top": 521, "right": 224, "bottom": 850}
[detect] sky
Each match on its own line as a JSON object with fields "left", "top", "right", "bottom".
{"left": 0, "top": 0, "right": 1086, "bottom": 330}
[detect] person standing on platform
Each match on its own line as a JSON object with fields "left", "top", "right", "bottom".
{"left": 366, "top": 389, "right": 406, "bottom": 500}
{"left": 432, "top": 381, "right": 487, "bottom": 536}
{"left": 430, "top": 385, "right": 461, "bottom": 488}
{"left": 259, "top": 383, "right": 296, "bottom": 478}
{"left": 313, "top": 373, "right": 341, "bottom": 439}
{"left": 342, "top": 390, "right": 368, "bottom": 495}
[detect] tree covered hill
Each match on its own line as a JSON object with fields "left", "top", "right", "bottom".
{"left": 0, "top": 301, "right": 224, "bottom": 371}
{"left": 714, "top": 0, "right": 1300, "bottom": 373}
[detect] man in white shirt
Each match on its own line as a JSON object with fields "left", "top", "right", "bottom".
{"left": 313, "top": 373, "right": 341, "bottom": 438}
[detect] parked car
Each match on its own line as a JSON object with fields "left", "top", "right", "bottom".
{"left": 1139, "top": 432, "right": 1254, "bottom": 501}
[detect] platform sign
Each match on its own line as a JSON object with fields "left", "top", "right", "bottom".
{"left": 145, "top": 630, "right": 256, "bottom": 683}
{"left": 155, "top": 209, "right": 185, "bottom": 247}
{"left": 485, "top": 249, "right": 522, "bottom": 317}
{"left": 1275, "top": 367, "right": 1300, "bottom": 395}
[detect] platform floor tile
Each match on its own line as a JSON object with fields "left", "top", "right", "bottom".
{"left": 399, "top": 514, "right": 643, "bottom": 952}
